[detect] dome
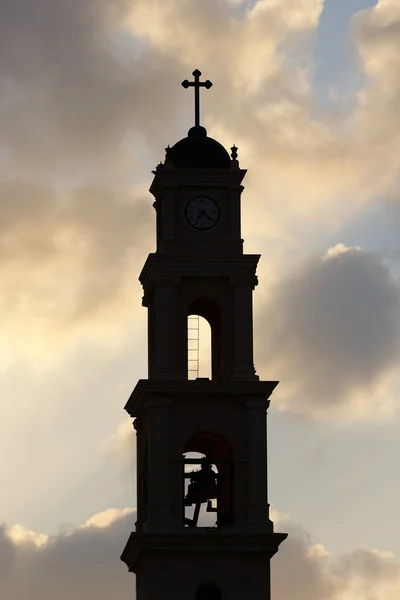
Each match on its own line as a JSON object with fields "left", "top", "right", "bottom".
{"left": 167, "top": 126, "right": 230, "bottom": 169}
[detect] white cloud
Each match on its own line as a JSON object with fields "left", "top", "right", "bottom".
{"left": 323, "top": 243, "right": 362, "bottom": 260}
{"left": 78, "top": 508, "right": 134, "bottom": 530}
{"left": 102, "top": 419, "right": 136, "bottom": 477}
{"left": 7, "top": 525, "right": 48, "bottom": 548}
{"left": 308, "top": 544, "right": 331, "bottom": 558}
{"left": 269, "top": 506, "right": 291, "bottom": 525}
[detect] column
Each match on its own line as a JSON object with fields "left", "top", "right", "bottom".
{"left": 245, "top": 398, "right": 272, "bottom": 530}
{"left": 154, "top": 276, "right": 181, "bottom": 380}
{"left": 133, "top": 418, "right": 143, "bottom": 531}
{"left": 146, "top": 403, "right": 172, "bottom": 532}
{"left": 231, "top": 275, "right": 258, "bottom": 380}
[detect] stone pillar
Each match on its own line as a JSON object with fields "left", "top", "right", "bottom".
{"left": 154, "top": 276, "right": 181, "bottom": 380}
{"left": 245, "top": 398, "right": 271, "bottom": 530}
{"left": 231, "top": 275, "right": 258, "bottom": 380}
{"left": 160, "top": 188, "right": 176, "bottom": 239}
{"left": 146, "top": 403, "right": 172, "bottom": 532}
{"left": 133, "top": 418, "right": 142, "bottom": 531}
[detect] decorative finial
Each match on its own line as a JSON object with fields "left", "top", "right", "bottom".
{"left": 165, "top": 145, "right": 171, "bottom": 160}
{"left": 231, "top": 145, "right": 238, "bottom": 160}
{"left": 152, "top": 161, "right": 164, "bottom": 174}
{"left": 181, "top": 69, "right": 213, "bottom": 128}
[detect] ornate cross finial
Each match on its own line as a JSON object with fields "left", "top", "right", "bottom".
{"left": 181, "top": 69, "right": 212, "bottom": 127}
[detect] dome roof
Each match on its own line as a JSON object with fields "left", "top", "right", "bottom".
{"left": 167, "top": 126, "right": 230, "bottom": 169}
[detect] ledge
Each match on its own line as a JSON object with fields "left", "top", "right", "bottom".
{"left": 139, "top": 253, "right": 261, "bottom": 290}
{"left": 149, "top": 168, "right": 247, "bottom": 197}
{"left": 121, "top": 529, "right": 288, "bottom": 572}
{"left": 124, "top": 379, "right": 278, "bottom": 417}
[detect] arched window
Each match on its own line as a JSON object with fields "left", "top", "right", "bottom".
{"left": 183, "top": 432, "right": 234, "bottom": 529}
{"left": 187, "top": 315, "right": 212, "bottom": 379}
{"left": 187, "top": 297, "right": 222, "bottom": 380}
{"left": 196, "top": 583, "right": 222, "bottom": 600}
{"left": 183, "top": 450, "right": 215, "bottom": 527}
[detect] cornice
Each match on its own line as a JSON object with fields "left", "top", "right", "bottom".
{"left": 121, "top": 529, "right": 288, "bottom": 571}
{"left": 139, "top": 253, "right": 261, "bottom": 290}
{"left": 149, "top": 168, "right": 247, "bottom": 198}
{"left": 124, "top": 379, "right": 278, "bottom": 418}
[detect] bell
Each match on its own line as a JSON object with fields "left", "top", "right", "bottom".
{"left": 184, "top": 458, "right": 218, "bottom": 506}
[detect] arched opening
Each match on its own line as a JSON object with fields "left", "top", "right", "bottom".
{"left": 182, "top": 432, "right": 234, "bottom": 529}
{"left": 187, "top": 297, "right": 222, "bottom": 380}
{"left": 187, "top": 316, "right": 211, "bottom": 380}
{"left": 183, "top": 450, "right": 217, "bottom": 527}
{"left": 196, "top": 583, "right": 222, "bottom": 600}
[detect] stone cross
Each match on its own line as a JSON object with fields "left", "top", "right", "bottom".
{"left": 182, "top": 69, "right": 213, "bottom": 127}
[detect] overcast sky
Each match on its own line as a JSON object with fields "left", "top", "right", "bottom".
{"left": 1, "top": 0, "right": 400, "bottom": 598}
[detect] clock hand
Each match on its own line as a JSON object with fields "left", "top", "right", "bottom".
{"left": 195, "top": 209, "right": 207, "bottom": 223}
{"left": 199, "top": 211, "right": 213, "bottom": 221}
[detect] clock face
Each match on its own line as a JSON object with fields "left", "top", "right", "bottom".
{"left": 185, "top": 196, "right": 220, "bottom": 230}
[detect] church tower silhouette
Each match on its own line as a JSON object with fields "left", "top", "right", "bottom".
{"left": 121, "top": 70, "right": 287, "bottom": 600}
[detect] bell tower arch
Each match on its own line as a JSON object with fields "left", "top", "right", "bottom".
{"left": 121, "top": 70, "right": 287, "bottom": 600}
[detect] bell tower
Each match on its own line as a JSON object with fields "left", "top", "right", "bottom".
{"left": 121, "top": 70, "right": 287, "bottom": 600}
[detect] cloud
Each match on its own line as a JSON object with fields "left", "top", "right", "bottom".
{"left": 0, "top": 0, "right": 399, "bottom": 432}
{"left": 7, "top": 525, "right": 48, "bottom": 549}
{"left": 0, "top": 0, "right": 399, "bottom": 368}
{"left": 1, "top": 2, "right": 399, "bottom": 585}
{"left": 0, "top": 339, "right": 146, "bottom": 534}
{"left": 1, "top": 508, "right": 399, "bottom": 599}
{"left": 0, "top": 181, "right": 153, "bottom": 365}
{"left": 348, "top": 0, "right": 400, "bottom": 198}
{"left": 0, "top": 0, "right": 182, "bottom": 363}
{"left": 256, "top": 244, "right": 400, "bottom": 420}
{"left": 102, "top": 418, "right": 136, "bottom": 476}
{"left": 333, "top": 547, "right": 400, "bottom": 599}
{"left": 0, "top": 0, "right": 184, "bottom": 177}
{"left": 120, "top": 0, "right": 400, "bottom": 272}
{"left": 308, "top": 543, "right": 331, "bottom": 558}
{"left": 0, "top": 509, "right": 134, "bottom": 600}
{"left": 78, "top": 508, "right": 134, "bottom": 530}
{"left": 125, "top": 0, "right": 323, "bottom": 91}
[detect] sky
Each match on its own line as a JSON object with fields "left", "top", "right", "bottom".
{"left": 1, "top": 0, "right": 400, "bottom": 598}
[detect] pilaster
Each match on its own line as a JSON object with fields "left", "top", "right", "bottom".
{"left": 230, "top": 275, "right": 259, "bottom": 381}
{"left": 144, "top": 400, "right": 173, "bottom": 532}
{"left": 245, "top": 398, "right": 272, "bottom": 530}
{"left": 152, "top": 276, "right": 182, "bottom": 380}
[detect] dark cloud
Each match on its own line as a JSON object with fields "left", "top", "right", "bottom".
{"left": 0, "top": 0, "right": 399, "bottom": 350}
{"left": 256, "top": 245, "right": 400, "bottom": 419}
{"left": 4, "top": 511, "right": 134, "bottom": 600}
{"left": 0, "top": 0, "right": 184, "bottom": 342}
{"left": 272, "top": 525, "right": 339, "bottom": 600}
{"left": 0, "top": 181, "right": 153, "bottom": 341}
{"left": 335, "top": 546, "right": 400, "bottom": 585}
{"left": 0, "top": 0, "right": 184, "bottom": 177}
{"left": 0, "top": 510, "right": 398, "bottom": 599}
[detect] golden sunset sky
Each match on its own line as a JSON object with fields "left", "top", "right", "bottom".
{"left": 1, "top": 1, "right": 400, "bottom": 598}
